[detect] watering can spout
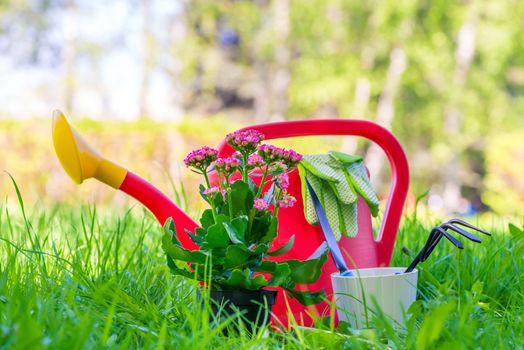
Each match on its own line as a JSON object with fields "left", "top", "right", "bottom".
{"left": 52, "top": 110, "right": 127, "bottom": 188}
{"left": 52, "top": 110, "right": 199, "bottom": 249}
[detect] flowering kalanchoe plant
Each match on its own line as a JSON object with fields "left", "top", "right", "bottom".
{"left": 184, "top": 146, "right": 218, "bottom": 172}
{"left": 162, "top": 130, "right": 328, "bottom": 306}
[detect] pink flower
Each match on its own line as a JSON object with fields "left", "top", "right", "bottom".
{"left": 276, "top": 172, "right": 290, "bottom": 190}
{"left": 258, "top": 144, "right": 285, "bottom": 162}
{"left": 184, "top": 146, "right": 219, "bottom": 171}
{"left": 253, "top": 198, "right": 270, "bottom": 211}
{"left": 247, "top": 153, "right": 264, "bottom": 169}
{"left": 258, "top": 145, "right": 302, "bottom": 168}
{"left": 226, "top": 129, "right": 265, "bottom": 155}
{"left": 278, "top": 194, "right": 297, "bottom": 208}
{"left": 203, "top": 186, "right": 227, "bottom": 200}
{"left": 202, "top": 186, "right": 219, "bottom": 195}
{"left": 282, "top": 149, "right": 303, "bottom": 168}
{"left": 215, "top": 157, "right": 241, "bottom": 175}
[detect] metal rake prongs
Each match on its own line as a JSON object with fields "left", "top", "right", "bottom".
{"left": 405, "top": 219, "right": 491, "bottom": 273}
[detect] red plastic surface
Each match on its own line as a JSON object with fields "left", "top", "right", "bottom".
{"left": 213, "top": 119, "right": 410, "bottom": 327}
{"left": 119, "top": 172, "right": 199, "bottom": 250}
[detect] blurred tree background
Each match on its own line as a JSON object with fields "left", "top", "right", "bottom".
{"left": 0, "top": 0, "right": 523, "bottom": 217}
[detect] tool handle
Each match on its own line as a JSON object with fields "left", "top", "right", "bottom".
{"left": 305, "top": 179, "right": 351, "bottom": 275}
{"left": 217, "top": 119, "right": 410, "bottom": 264}
{"left": 404, "top": 251, "right": 422, "bottom": 273}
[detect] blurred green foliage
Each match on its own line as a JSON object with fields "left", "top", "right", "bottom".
{"left": 177, "top": 0, "right": 524, "bottom": 214}
{"left": 1, "top": 0, "right": 523, "bottom": 215}
{"left": 483, "top": 131, "right": 524, "bottom": 215}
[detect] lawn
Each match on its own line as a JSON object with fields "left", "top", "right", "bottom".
{"left": 0, "top": 184, "right": 522, "bottom": 349}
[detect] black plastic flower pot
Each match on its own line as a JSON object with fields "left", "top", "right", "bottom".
{"left": 207, "top": 289, "right": 277, "bottom": 335}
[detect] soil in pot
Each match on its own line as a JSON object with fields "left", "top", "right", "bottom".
{"left": 206, "top": 289, "right": 277, "bottom": 335}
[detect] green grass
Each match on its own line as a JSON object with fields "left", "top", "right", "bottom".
{"left": 0, "top": 187, "right": 523, "bottom": 349}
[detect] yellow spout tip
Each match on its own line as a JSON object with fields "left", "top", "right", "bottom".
{"left": 51, "top": 109, "right": 128, "bottom": 188}
{"left": 52, "top": 109, "right": 84, "bottom": 184}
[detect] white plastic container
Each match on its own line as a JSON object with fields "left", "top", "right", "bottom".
{"left": 331, "top": 267, "right": 418, "bottom": 329}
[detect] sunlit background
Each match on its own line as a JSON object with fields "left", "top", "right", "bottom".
{"left": 1, "top": 0, "right": 523, "bottom": 218}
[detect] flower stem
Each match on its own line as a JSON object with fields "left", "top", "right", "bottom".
{"left": 202, "top": 170, "right": 217, "bottom": 222}
{"left": 255, "top": 167, "right": 269, "bottom": 199}
{"left": 242, "top": 154, "right": 249, "bottom": 182}
{"left": 203, "top": 170, "right": 212, "bottom": 189}
{"left": 227, "top": 190, "right": 233, "bottom": 218}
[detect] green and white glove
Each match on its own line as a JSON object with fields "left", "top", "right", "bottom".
{"left": 299, "top": 152, "right": 380, "bottom": 240}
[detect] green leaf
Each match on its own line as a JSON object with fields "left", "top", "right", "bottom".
{"left": 185, "top": 228, "right": 204, "bottom": 246}
{"left": 209, "top": 247, "right": 227, "bottom": 259}
{"left": 225, "top": 269, "right": 246, "bottom": 288}
{"left": 165, "top": 256, "right": 196, "bottom": 279}
{"left": 199, "top": 184, "right": 207, "bottom": 200}
{"left": 229, "top": 180, "right": 254, "bottom": 216}
{"left": 214, "top": 214, "right": 229, "bottom": 225}
{"left": 223, "top": 222, "right": 242, "bottom": 244}
{"left": 287, "top": 248, "right": 328, "bottom": 284}
{"left": 163, "top": 218, "right": 181, "bottom": 245}
{"left": 200, "top": 209, "right": 215, "bottom": 229}
{"left": 268, "top": 235, "right": 295, "bottom": 256}
{"left": 255, "top": 260, "right": 278, "bottom": 273}
{"left": 248, "top": 211, "right": 272, "bottom": 242}
{"left": 205, "top": 222, "right": 230, "bottom": 249}
{"left": 285, "top": 288, "right": 326, "bottom": 306}
{"left": 224, "top": 245, "right": 253, "bottom": 267}
{"left": 223, "top": 216, "right": 248, "bottom": 244}
{"left": 250, "top": 275, "right": 269, "bottom": 290}
{"left": 195, "top": 227, "right": 206, "bottom": 236}
{"left": 162, "top": 231, "right": 207, "bottom": 264}
{"left": 260, "top": 216, "right": 278, "bottom": 243}
{"left": 254, "top": 244, "right": 269, "bottom": 254}
{"left": 219, "top": 268, "right": 268, "bottom": 290}
{"left": 232, "top": 215, "right": 249, "bottom": 233}
{"left": 254, "top": 261, "right": 292, "bottom": 287}
{"left": 268, "top": 263, "right": 291, "bottom": 287}
{"left": 244, "top": 254, "right": 264, "bottom": 269}
{"left": 220, "top": 268, "right": 246, "bottom": 288}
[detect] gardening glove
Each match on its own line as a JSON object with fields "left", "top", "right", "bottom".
{"left": 342, "top": 161, "right": 380, "bottom": 217}
{"left": 299, "top": 154, "right": 359, "bottom": 239}
{"left": 299, "top": 152, "right": 380, "bottom": 240}
{"left": 328, "top": 151, "right": 380, "bottom": 217}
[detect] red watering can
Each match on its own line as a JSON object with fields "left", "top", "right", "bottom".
{"left": 52, "top": 110, "right": 409, "bottom": 327}
{"left": 213, "top": 120, "right": 409, "bottom": 326}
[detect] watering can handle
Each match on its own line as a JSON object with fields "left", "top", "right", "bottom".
{"left": 217, "top": 119, "right": 409, "bottom": 263}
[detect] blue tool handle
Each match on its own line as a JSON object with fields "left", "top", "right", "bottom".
{"left": 305, "top": 179, "right": 353, "bottom": 276}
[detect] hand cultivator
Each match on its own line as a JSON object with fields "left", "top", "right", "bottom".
{"left": 405, "top": 219, "right": 491, "bottom": 273}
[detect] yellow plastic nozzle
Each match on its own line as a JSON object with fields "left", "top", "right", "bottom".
{"left": 52, "top": 110, "right": 127, "bottom": 189}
